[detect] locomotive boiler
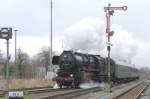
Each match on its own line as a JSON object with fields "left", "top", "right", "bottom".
{"left": 52, "top": 50, "right": 139, "bottom": 88}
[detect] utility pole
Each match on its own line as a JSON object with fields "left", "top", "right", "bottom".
{"left": 50, "top": 0, "right": 53, "bottom": 72}
{"left": 14, "top": 30, "right": 18, "bottom": 77}
{"left": 104, "top": 4, "right": 127, "bottom": 92}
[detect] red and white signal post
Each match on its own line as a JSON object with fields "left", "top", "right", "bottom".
{"left": 104, "top": 4, "right": 127, "bottom": 92}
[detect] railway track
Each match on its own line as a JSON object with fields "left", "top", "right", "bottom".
{"left": 0, "top": 86, "right": 101, "bottom": 98}
{"left": 138, "top": 80, "right": 150, "bottom": 99}
{"left": 0, "top": 86, "right": 54, "bottom": 97}
{"left": 113, "top": 80, "right": 149, "bottom": 99}
{"left": 0, "top": 80, "right": 147, "bottom": 99}
{"left": 36, "top": 87, "right": 101, "bottom": 99}
{"left": 30, "top": 80, "right": 144, "bottom": 99}
{"left": 70, "top": 80, "right": 143, "bottom": 99}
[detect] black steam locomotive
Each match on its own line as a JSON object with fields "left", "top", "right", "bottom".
{"left": 52, "top": 50, "right": 139, "bottom": 88}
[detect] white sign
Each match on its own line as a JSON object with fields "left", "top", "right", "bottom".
{"left": 9, "top": 91, "right": 24, "bottom": 97}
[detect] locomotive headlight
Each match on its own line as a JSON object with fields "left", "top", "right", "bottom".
{"left": 70, "top": 74, "right": 73, "bottom": 77}
{"left": 63, "top": 55, "right": 67, "bottom": 58}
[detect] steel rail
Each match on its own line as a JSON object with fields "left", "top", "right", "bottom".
{"left": 113, "top": 81, "right": 149, "bottom": 99}
{"left": 39, "top": 87, "right": 101, "bottom": 99}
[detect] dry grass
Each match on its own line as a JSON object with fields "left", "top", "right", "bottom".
{"left": 0, "top": 79, "right": 55, "bottom": 90}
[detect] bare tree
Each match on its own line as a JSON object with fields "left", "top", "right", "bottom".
{"left": 16, "top": 49, "right": 30, "bottom": 78}
{"left": 0, "top": 50, "right": 16, "bottom": 79}
{"left": 35, "top": 47, "right": 56, "bottom": 73}
{"left": 0, "top": 50, "right": 3, "bottom": 64}
{"left": 139, "top": 67, "right": 150, "bottom": 78}
{"left": 0, "top": 50, "right": 5, "bottom": 78}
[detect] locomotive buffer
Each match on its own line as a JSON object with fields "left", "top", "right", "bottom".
{"left": 104, "top": 4, "right": 127, "bottom": 92}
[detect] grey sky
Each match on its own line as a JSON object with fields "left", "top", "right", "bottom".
{"left": 0, "top": 0, "right": 148, "bottom": 39}
{"left": 0, "top": 0, "right": 150, "bottom": 67}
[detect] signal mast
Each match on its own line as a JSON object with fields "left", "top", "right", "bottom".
{"left": 104, "top": 4, "right": 127, "bottom": 92}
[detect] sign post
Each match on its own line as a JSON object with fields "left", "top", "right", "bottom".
{"left": 0, "top": 27, "right": 12, "bottom": 96}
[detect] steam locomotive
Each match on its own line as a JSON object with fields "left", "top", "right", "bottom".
{"left": 52, "top": 50, "right": 139, "bottom": 88}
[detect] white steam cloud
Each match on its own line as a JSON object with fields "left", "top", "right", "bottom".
{"left": 111, "top": 25, "right": 138, "bottom": 62}
{"left": 63, "top": 17, "right": 105, "bottom": 53}
{"left": 63, "top": 17, "right": 138, "bottom": 62}
{"left": 79, "top": 82, "right": 101, "bottom": 89}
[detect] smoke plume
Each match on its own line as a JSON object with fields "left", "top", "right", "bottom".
{"left": 63, "top": 17, "right": 105, "bottom": 53}
{"left": 111, "top": 25, "right": 138, "bottom": 62}
{"left": 63, "top": 17, "right": 138, "bottom": 62}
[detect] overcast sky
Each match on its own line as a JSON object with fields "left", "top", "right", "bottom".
{"left": 0, "top": 0, "right": 150, "bottom": 68}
